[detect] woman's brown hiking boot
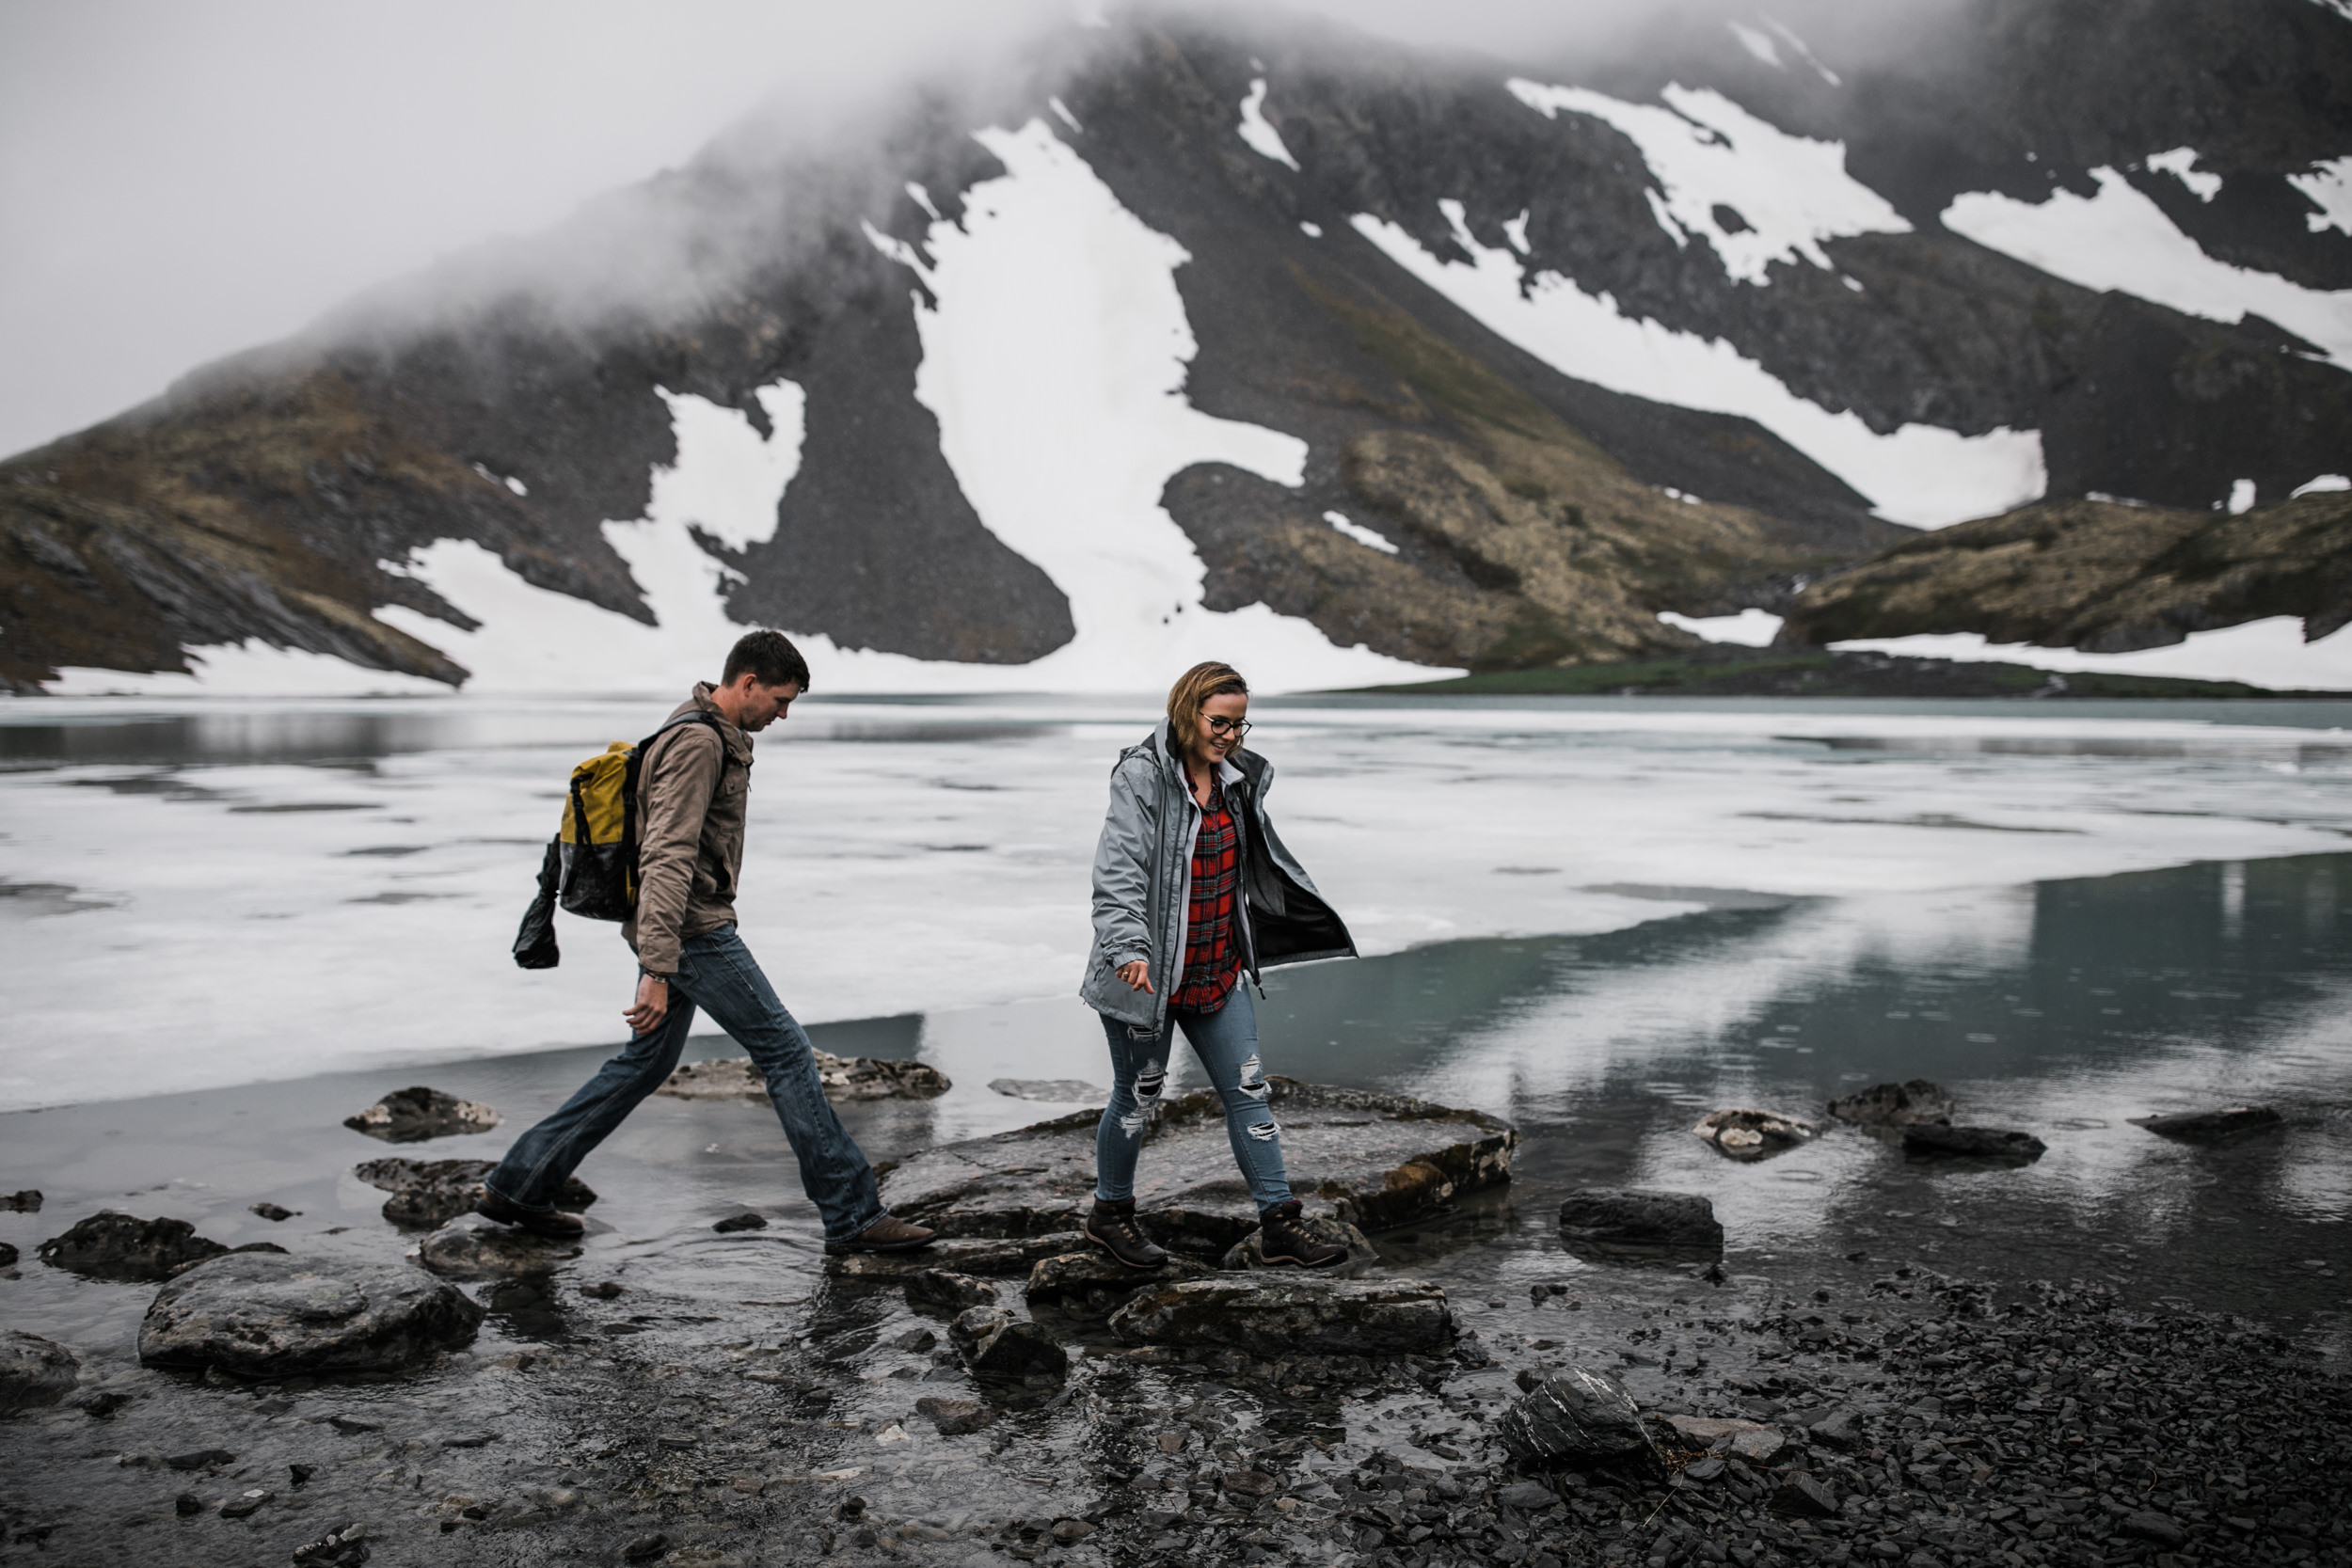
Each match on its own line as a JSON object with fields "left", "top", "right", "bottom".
{"left": 1082, "top": 1197, "right": 1168, "bottom": 1268}
{"left": 1259, "top": 1199, "right": 1348, "bottom": 1268}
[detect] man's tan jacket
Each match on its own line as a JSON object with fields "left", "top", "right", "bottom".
{"left": 624, "top": 683, "right": 754, "bottom": 975}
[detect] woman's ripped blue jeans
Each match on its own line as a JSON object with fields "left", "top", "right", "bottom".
{"left": 1093, "top": 985, "right": 1292, "bottom": 1213}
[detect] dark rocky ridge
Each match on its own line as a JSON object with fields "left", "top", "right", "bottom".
{"left": 4, "top": 0, "right": 2348, "bottom": 689}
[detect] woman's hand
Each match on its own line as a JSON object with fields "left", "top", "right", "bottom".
{"left": 1117, "top": 960, "right": 1154, "bottom": 994}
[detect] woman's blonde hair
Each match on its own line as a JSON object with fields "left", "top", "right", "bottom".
{"left": 1167, "top": 660, "right": 1249, "bottom": 753}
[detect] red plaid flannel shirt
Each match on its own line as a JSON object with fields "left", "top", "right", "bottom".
{"left": 1170, "top": 780, "right": 1243, "bottom": 1012}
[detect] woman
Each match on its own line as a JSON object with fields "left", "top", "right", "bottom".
{"left": 1077, "top": 660, "right": 1358, "bottom": 1269}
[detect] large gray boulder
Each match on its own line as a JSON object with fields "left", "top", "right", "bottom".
{"left": 1107, "top": 1278, "right": 1454, "bottom": 1356}
{"left": 354, "top": 1157, "right": 596, "bottom": 1230}
{"left": 414, "top": 1214, "right": 580, "bottom": 1279}
{"left": 342, "top": 1085, "right": 501, "bottom": 1143}
{"left": 37, "top": 1213, "right": 228, "bottom": 1282}
{"left": 948, "top": 1307, "right": 1069, "bottom": 1381}
{"left": 1500, "top": 1366, "right": 1659, "bottom": 1470}
{"left": 1557, "top": 1188, "right": 1723, "bottom": 1259}
{"left": 1025, "top": 1251, "right": 1214, "bottom": 1320}
{"left": 880, "top": 1081, "right": 1515, "bottom": 1259}
{"left": 139, "top": 1252, "right": 484, "bottom": 1377}
{"left": 0, "top": 1330, "right": 80, "bottom": 1411}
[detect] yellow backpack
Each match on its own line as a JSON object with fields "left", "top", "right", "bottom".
{"left": 511, "top": 710, "right": 732, "bottom": 969}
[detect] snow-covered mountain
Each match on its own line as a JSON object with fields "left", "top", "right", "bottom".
{"left": 5, "top": 0, "right": 2349, "bottom": 695}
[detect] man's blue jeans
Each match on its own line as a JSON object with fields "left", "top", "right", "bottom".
{"left": 485, "top": 925, "right": 886, "bottom": 1243}
{"left": 1094, "top": 985, "right": 1294, "bottom": 1212}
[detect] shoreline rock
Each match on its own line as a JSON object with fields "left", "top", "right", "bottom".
{"left": 1901, "top": 1124, "right": 2047, "bottom": 1162}
{"left": 657, "top": 1053, "right": 949, "bottom": 1103}
{"left": 1826, "top": 1079, "right": 1955, "bottom": 1129}
{"left": 1691, "top": 1108, "right": 1816, "bottom": 1161}
{"left": 354, "top": 1157, "right": 597, "bottom": 1231}
{"left": 1025, "top": 1251, "right": 1214, "bottom": 1320}
{"left": 878, "top": 1080, "right": 1515, "bottom": 1259}
{"left": 138, "top": 1252, "right": 485, "bottom": 1377}
{"left": 0, "top": 1330, "right": 80, "bottom": 1411}
{"left": 414, "top": 1215, "right": 581, "bottom": 1279}
{"left": 2128, "top": 1104, "right": 2282, "bottom": 1143}
{"left": 1557, "top": 1188, "right": 1723, "bottom": 1260}
{"left": 36, "top": 1212, "right": 229, "bottom": 1282}
{"left": 342, "top": 1086, "right": 501, "bottom": 1144}
{"left": 1108, "top": 1277, "right": 1455, "bottom": 1356}
{"left": 1500, "top": 1365, "right": 1659, "bottom": 1472}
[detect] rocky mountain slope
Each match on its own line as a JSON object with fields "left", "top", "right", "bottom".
{"left": 4, "top": 0, "right": 2347, "bottom": 693}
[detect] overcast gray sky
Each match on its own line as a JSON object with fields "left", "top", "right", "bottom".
{"left": 0, "top": 0, "right": 1756, "bottom": 461}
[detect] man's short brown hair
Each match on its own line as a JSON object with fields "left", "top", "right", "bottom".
{"left": 723, "top": 628, "right": 811, "bottom": 692}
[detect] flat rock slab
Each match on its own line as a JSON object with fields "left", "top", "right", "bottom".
{"left": 903, "top": 1270, "right": 999, "bottom": 1313}
{"left": 657, "top": 1053, "right": 948, "bottom": 1102}
{"left": 1108, "top": 1278, "right": 1454, "bottom": 1356}
{"left": 1558, "top": 1188, "right": 1723, "bottom": 1260}
{"left": 1025, "top": 1251, "right": 1215, "bottom": 1320}
{"left": 414, "top": 1215, "right": 581, "bottom": 1279}
{"left": 0, "top": 1330, "right": 80, "bottom": 1411}
{"left": 988, "top": 1079, "right": 1104, "bottom": 1103}
{"left": 139, "top": 1252, "right": 485, "bottom": 1377}
{"left": 1660, "top": 1415, "right": 1787, "bottom": 1463}
{"left": 1220, "top": 1213, "right": 1380, "bottom": 1275}
{"left": 1902, "top": 1124, "right": 2046, "bottom": 1162}
{"left": 1501, "top": 1366, "right": 1658, "bottom": 1469}
{"left": 880, "top": 1079, "right": 1514, "bottom": 1259}
{"left": 354, "top": 1158, "right": 596, "bottom": 1230}
{"left": 823, "top": 1233, "right": 1086, "bottom": 1281}
{"left": 343, "top": 1086, "right": 501, "bottom": 1143}
{"left": 1826, "top": 1080, "right": 1954, "bottom": 1129}
{"left": 38, "top": 1213, "right": 228, "bottom": 1282}
{"left": 948, "top": 1307, "right": 1069, "bottom": 1381}
{"left": 2127, "top": 1105, "right": 2282, "bottom": 1143}
{"left": 1692, "top": 1108, "right": 1816, "bottom": 1162}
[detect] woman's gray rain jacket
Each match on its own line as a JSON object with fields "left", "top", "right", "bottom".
{"left": 1079, "top": 721, "right": 1356, "bottom": 1033}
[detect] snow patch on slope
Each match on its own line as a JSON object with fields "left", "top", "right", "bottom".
{"left": 2290, "top": 156, "right": 2352, "bottom": 236}
{"left": 1237, "top": 78, "right": 1299, "bottom": 170}
{"left": 1831, "top": 617, "right": 2352, "bottom": 691}
{"left": 1508, "top": 79, "right": 1906, "bottom": 286}
{"left": 45, "top": 643, "right": 451, "bottom": 698}
{"left": 1944, "top": 168, "right": 2352, "bottom": 366}
{"left": 868, "top": 119, "right": 1438, "bottom": 692}
{"left": 1661, "top": 609, "right": 1783, "bottom": 646}
{"left": 1352, "top": 201, "right": 2045, "bottom": 528}
{"left": 2144, "top": 148, "right": 2220, "bottom": 202}
{"left": 1726, "top": 21, "right": 1782, "bottom": 67}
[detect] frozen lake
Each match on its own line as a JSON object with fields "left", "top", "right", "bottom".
{"left": 3, "top": 692, "right": 2350, "bottom": 1112}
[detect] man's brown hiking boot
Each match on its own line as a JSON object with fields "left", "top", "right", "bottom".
{"left": 1259, "top": 1199, "right": 1348, "bottom": 1268}
{"left": 475, "top": 1190, "right": 586, "bottom": 1241}
{"left": 1082, "top": 1197, "right": 1168, "bottom": 1268}
{"left": 824, "top": 1214, "right": 936, "bottom": 1256}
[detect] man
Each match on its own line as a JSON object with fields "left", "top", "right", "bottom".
{"left": 478, "top": 629, "right": 935, "bottom": 1255}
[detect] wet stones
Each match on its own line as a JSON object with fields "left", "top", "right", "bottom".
{"left": 1220, "top": 1210, "right": 1378, "bottom": 1272}
{"left": 948, "top": 1307, "right": 1069, "bottom": 1381}
{"left": 712, "top": 1212, "right": 769, "bottom": 1233}
{"left": 414, "top": 1214, "right": 580, "bottom": 1279}
{"left": 914, "top": 1395, "right": 995, "bottom": 1434}
{"left": 1107, "top": 1278, "right": 1454, "bottom": 1356}
{"left": 354, "top": 1156, "right": 597, "bottom": 1230}
{"left": 138, "top": 1251, "right": 484, "bottom": 1377}
{"left": 1770, "top": 1471, "right": 1839, "bottom": 1518}
{"left": 825, "top": 1232, "right": 1084, "bottom": 1281}
{"left": 0, "top": 1190, "right": 41, "bottom": 1212}
{"left": 988, "top": 1078, "right": 1104, "bottom": 1102}
{"left": 1901, "top": 1124, "right": 2046, "bottom": 1162}
{"left": 343, "top": 1085, "right": 500, "bottom": 1143}
{"left": 1025, "top": 1251, "right": 1213, "bottom": 1320}
{"left": 903, "top": 1269, "right": 998, "bottom": 1314}
{"left": 2128, "top": 1104, "right": 2282, "bottom": 1143}
{"left": 1661, "top": 1415, "right": 1786, "bottom": 1463}
{"left": 0, "top": 1330, "right": 80, "bottom": 1411}
{"left": 656, "top": 1053, "right": 949, "bottom": 1102}
{"left": 248, "top": 1202, "right": 296, "bottom": 1222}
{"left": 1691, "top": 1108, "right": 1816, "bottom": 1161}
{"left": 1556, "top": 1188, "right": 1723, "bottom": 1261}
{"left": 1826, "top": 1079, "right": 1955, "bottom": 1128}
{"left": 880, "top": 1081, "right": 1514, "bottom": 1259}
{"left": 1500, "top": 1365, "right": 1658, "bottom": 1471}
{"left": 0, "top": 1243, "right": 14, "bottom": 1268}
{"left": 36, "top": 1212, "right": 228, "bottom": 1282}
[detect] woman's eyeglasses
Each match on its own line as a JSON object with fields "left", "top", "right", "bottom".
{"left": 1206, "top": 717, "right": 1253, "bottom": 740}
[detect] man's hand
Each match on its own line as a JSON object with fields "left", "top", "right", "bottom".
{"left": 625, "top": 974, "right": 670, "bottom": 1035}
{"left": 1117, "top": 959, "right": 1153, "bottom": 994}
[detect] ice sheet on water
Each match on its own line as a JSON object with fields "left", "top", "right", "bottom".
{"left": 1829, "top": 615, "right": 2352, "bottom": 691}
{"left": 2, "top": 696, "right": 2346, "bottom": 1111}
{"left": 1349, "top": 202, "right": 2045, "bottom": 528}
{"left": 1944, "top": 168, "right": 2352, "bottom": 367}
